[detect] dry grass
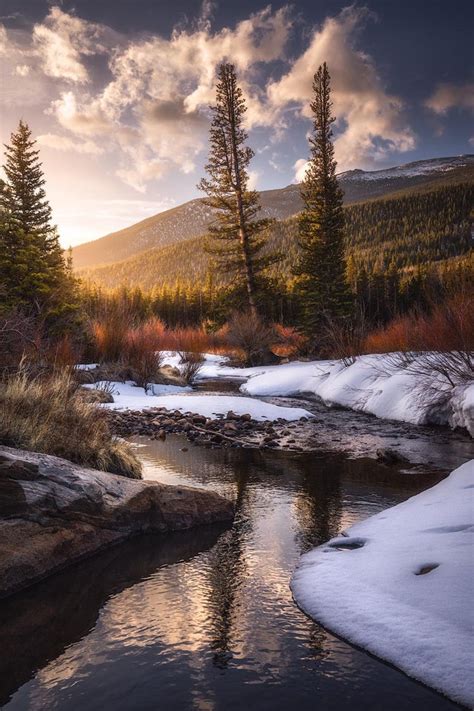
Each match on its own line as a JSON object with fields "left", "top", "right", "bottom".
{"left": 0, "top": 367, "right": 141, "bottom": 478}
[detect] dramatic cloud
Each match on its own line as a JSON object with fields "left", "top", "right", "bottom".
{"left": 425, "top": 83, "right": 474, "bottom": 115}
{"left": 1, "top": 3, "right": 415, "bottom": 192}
{"left": 33, "top": 5, "right": 293, "bottom": 188}
{"left": 268, "top": 6, "right": 415, "bottom": 169}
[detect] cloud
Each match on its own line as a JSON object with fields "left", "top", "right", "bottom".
{"left": 268, "top": 6, "right": 415, "bottom": 169}
{"left": 2, "top": 4, "right": 417, "bottom": 190}
{"left": 293, "top": 158, "right": 309, "bottom": 182}
{"left": 32, "top": 6, "right": 116, "bottom": 83}
{"left": 15, "top": 64, "right": 30, "bottom": 76}
{"left": 247, "top": 169, "right": 260, "bottom": 190}
{"left": 425, "top": 83, "right": 474, "bottom": 115}
{"left": 40, "top": 5, "right": 293, "bottom": 188}
{"left": 49, "top": 91, "right": 112, "bottom": 135}
{"left": 37, "top": 132, "right": 104, "bottom": 154}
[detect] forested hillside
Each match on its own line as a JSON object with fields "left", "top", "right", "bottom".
{"left": 80, "top": 181, "right": 473, "bottom": 292}
{"left": 72, "top": 155, "right": 474, "bottom": 269}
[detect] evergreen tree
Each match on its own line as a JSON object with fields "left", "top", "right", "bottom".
{"left": 295, "top": 63, "right": 352, "bottom": 339}
{"left": 0, "top": 120, "right": 77, "bottom": 327}
{"left": 199, "top": 63, "right": 273, "bottom": 316}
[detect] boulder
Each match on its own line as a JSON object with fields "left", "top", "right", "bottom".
{"left": 0, "top": 446, "right": 234, "bottom": 598}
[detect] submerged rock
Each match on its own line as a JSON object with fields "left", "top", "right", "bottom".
{"left": 376, "top": 447, "right": 410, "bottom": 466}
{"left": 0, "top": 446, "right": 234, "bottom": 598}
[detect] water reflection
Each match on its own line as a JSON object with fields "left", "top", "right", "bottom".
{"left": 1, "top": 436, "right": 461, "bottom": 710}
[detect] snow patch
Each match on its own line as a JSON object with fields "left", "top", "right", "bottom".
{"left": 291, "top": 459, "right": 474, "bottom": 707}
{"left": 86, "top": 380, "right": 312, "bottom": 421}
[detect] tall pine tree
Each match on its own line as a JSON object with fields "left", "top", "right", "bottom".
{"left": 0, "top": 120, "right": 77, "bottom": 325}
{"left": 295, "top": 63, "right": 352, "bottom": 340}
{"left": 199, "top": 63, "right": 272, "bottom": 316}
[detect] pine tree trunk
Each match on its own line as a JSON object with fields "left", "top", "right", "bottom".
{"left": 228, "top": 81, "right": 258, "bottom": 317}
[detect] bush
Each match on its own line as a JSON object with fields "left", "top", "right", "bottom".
{"left": 0, "top": 367, "right": 141, "bottom": 478}
{"left": 91, "top": 303, "right": 135, "bottom": 362}
{"left": 364, "top": 292, "right": 474, "bottom": 356}
{"left": 179, "top": 351, "right": 204, "bottom": 383}
{"left": 125, "top": 322, "right": 163, "bottom": 391}
{"left": 364, "top": 292, "right": 474, "bottom": 387}
{"left": 226, "top": 311, "right": 278, "bottom": 366}
{"left": 271, "top": 324, "right": 307, "bottom": 358}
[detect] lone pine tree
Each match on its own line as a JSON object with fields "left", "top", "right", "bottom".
{"left": 199, "top": 63, "right": 272, "bottom": 316}
{"left": 295, "top": 63, "right": 352, "bottom": 340}
{"left": 0, "top": 120, "right": 76, "bottom": 324}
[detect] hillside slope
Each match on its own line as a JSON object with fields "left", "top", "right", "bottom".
{"left": 80, "top": 181, "right": 474, "bottom": 291}
{"left": 73, "top": 155, "right": 474, "bottom": 269}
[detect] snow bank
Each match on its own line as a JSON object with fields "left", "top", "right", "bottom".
{"left": 450, "top": 384, "right": 474, "bottom": 437}
{"left": 291, "top": 459, "right": 474, "bottom": 707}
{"left": 239, "top": 355, "right": 474, "bottom": 434}
{"left": 87, "top": 381, "right": 312, "bottom": 422}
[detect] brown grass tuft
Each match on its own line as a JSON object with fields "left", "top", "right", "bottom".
{"left": 0, "top": 368, "right": 141, "bottom": 478}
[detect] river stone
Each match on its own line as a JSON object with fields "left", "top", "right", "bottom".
{"left": 376, "top": 447, "right": 410, "bottom": 465}
{"left": 0, "top": 446, "right": 234, "bottom": 599}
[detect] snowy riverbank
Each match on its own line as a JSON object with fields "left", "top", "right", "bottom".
{"left": 82, "top": 351, "right": 473, "bottom": 435}
{"left": 185, "top": 352, "right": 473, "bottom": 436}
{"left": 291, "top": 459, "right": 474, "bottom": 707}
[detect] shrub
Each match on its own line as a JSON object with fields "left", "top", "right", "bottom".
{"left": 364, "top": 292, "right": 474, "bottom": 356}
{"left": 0, "top": 367, "right": 141, "bottom": 478}
{"left": 125, "top": 323, "right": 163, "bottom": 391}
{"left": 226, "top": 311, "right": 278, "bottom": 366}
{"left": 365, "top": 292, "right": 474, "bottom": 387}
{"left": 179, "top": 351, "right": 204, "bottom": 383}
{"left": 320, "top": 308, "right": 369, "bottom": 364}
{"left": 161, "top": 325, "right": 228, "bottom": 354}
{"left": 272, "top": 324, "right": 307, "bottom": 358}
{"left": 90, "top": 303, "right": 135, "bottom": 362}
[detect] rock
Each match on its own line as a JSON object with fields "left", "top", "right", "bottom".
{"left": 223, "top": 422, "right": 238, "bottom": 433}
{"left": 376, "top": 448, "right": 410, "bottom": 466}
{"left": 240, "top": 413, "right": 252, "bottom": 422}
{"left": 0, "top": 447, "right": 234, "bottom": 599}
{"left": 192, "top": 415, "right": 207, "bottom": 425}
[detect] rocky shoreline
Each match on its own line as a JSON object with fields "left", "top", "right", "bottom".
{"left": 0, "top": 446, "right": 234, "bottom": 599}
{"left": 108, "top": 406, "right": 310, "bottom": 451}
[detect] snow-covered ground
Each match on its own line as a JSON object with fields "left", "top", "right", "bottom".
{"left": 161, "top": 352, "right": 474, "bottom": 436}
{"left": 290, "top": 459, "right": 474, "bottom": 707}
{"left": 81, "top": 352, "right": 474, "bottom": 434}
{"left": 86, "top": 380, "right": 312, "bottom": 422}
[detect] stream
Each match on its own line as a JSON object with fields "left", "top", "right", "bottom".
{"left": 1, "top": 397, "right": 473, "bottom": 710}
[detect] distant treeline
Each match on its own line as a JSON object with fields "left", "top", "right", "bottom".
{"left": 82, "top": 250, "right": 473, "bottom": 330}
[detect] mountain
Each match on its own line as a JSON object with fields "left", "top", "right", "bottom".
{"left": 80, "top": 181, "right": 474, "bottom": 292}
{"left": 72, "top": 155, "right": 474, "bottom": 269}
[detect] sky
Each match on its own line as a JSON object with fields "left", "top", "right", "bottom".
{"left": 1, "top": 0, "right": 473, "bottom": 247}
